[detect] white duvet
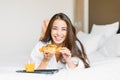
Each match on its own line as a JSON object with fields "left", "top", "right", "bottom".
{"left": 1, "top": 32, "right": 120, "bottom": 80}
{"left": 0, "top": 57, "right": 120, "bottom": 80}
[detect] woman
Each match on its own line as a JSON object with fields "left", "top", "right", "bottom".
{"left": 30, "top": 13, "right": 90, "bottom": 70}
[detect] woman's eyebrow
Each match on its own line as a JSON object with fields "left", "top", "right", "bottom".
{"left": 52, "top": 26, "right": 57, "bottom": 28}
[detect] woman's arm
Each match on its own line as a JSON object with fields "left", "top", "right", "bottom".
{"left": 37, "top": 58, "right": 49, "bottom": 69}
{"left": 37, "top": 50, "right": 54, "bottom": 69}
{"left": 60, "top": 47, "right": 78, "bottom": 69}
{"left": 66, "top": 59, "right": 78, "bottom": 69}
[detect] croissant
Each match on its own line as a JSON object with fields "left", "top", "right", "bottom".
{"left": 39, "top": 44, "right": 61, "bottom": 53}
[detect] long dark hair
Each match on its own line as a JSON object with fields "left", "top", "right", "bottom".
{"left": 40, "top": 13, "right": 90, "bottom": 68}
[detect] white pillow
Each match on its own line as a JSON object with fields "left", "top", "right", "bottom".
{"left": 100, "top": 34, "right": 120, "bottom": 57}
{"left": 90, "top": 21, "right": 119, "bottom": 47}
{"left": 77, "top": 31, "right": 102, "bottom": 55}
{"left": 91, "top": 21, "right": 119, "bottom": 38}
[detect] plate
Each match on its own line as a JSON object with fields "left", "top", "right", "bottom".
{"left": 16, "top": 69, "right": 59, "bottom": 74}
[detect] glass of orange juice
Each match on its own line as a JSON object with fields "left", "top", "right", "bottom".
{"left": 25, "top": 63, "right": 35, "bottom": 72}
{"left": 25, "top": 59, "right": 35, "bottom": 72}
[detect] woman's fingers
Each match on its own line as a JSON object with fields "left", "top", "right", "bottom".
{"left": 60, "top": 47, "right": 71, "bottom": 56}
{"left": 60, "top": 47, "right": 72, "bottom": 62}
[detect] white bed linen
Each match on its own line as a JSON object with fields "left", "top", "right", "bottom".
{"left": 0, "top": 57, "right": 120, "bottom": 80}
{"left": 50, "top": 57, "right": 120, "bottom": 80}
{"left": 1, "top": 32, "right": 120, "bottom": 80}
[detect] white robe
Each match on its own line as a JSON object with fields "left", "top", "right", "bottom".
{"left": 30, "top": 41, "right": 84, "bottom": 70}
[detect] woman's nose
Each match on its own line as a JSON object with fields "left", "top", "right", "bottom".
{"left": 56, "top": 30, "right": 61, "bottom": 35}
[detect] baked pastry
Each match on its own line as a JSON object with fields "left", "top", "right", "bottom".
{"left": 39, "top": 44, "right": 61, "bottom": 53}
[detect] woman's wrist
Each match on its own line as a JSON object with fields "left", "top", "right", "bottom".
{"left": 42, "top": 58, "right": 50, "bottom": 63}
{"left": 66, "top": 59, "right": 72, "bottom": 63}
{"left": 64, "top": 57, "right": 72, "bottom": 63}
{"left": 66, "top": 59, "right": 77, "bottom": 69}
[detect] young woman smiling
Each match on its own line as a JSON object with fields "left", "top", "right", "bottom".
{"left": 30, "top": 13, "right": 90, "bottom": 70}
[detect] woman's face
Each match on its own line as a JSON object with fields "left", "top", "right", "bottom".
{"left": 51, "top": 19, "right": 67, "bottom": 45}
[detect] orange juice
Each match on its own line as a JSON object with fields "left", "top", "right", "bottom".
{"left": 25, "top": 63, "right": 35, "bottom": 72}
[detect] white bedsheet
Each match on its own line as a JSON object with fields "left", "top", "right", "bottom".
{"left": 0, "top": 57, "right": 120, "bottom": 80}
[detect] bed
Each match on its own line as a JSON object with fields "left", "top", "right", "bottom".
{"left": 0, "top": 22, "right": 120, "bottom": 80}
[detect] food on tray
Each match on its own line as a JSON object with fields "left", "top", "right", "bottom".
{"left": 39, "top": 44, "right": 62, "bottom": 53}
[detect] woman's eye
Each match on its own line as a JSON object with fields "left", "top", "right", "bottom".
{"left": 62, "top": 28, "right": 67, "bottom": 31}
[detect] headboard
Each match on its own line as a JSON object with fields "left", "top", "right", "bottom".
{"left": 89, "top": 0, "right": 120, "bottom": 33}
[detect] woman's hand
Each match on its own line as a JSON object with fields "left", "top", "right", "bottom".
{"left": 60, "top": 47, "right": 72, "bottom": 62}
{"left": 43, "top": 49, "right": 55, "bottom": 61}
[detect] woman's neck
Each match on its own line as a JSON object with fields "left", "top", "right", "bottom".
{"left": 52, "top": 42, "right": 62, "bottom": 47}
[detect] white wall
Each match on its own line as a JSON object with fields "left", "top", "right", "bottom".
{"left": 0, "top": 0, "right": 74, "bottom": 67}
